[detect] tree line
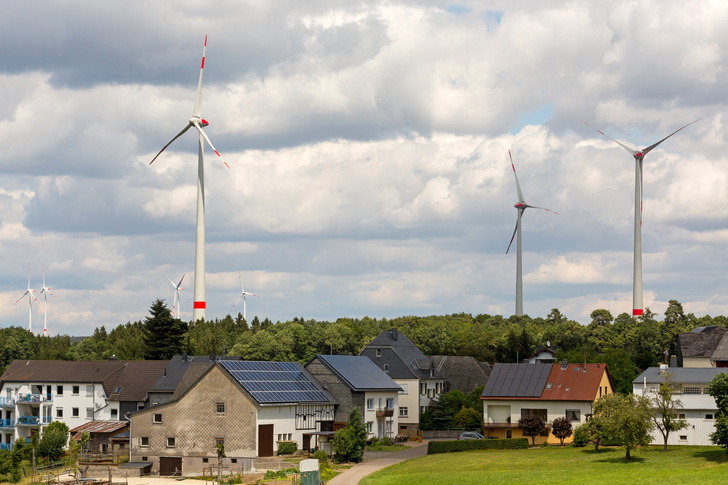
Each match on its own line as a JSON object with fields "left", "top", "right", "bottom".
{"left": 1, "top": 299, "right": 724, "bottom": 393}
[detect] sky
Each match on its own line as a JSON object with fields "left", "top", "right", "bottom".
{"left": 1, "top": 0, "right": 727, "bottom": 336}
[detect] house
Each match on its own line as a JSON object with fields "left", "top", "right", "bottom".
{"left": 677, "top": 326, "right": 728, "bottom": 367}
{"left": 481, "top": 361, "right": 614, "bottom": 444}
{"left": 305, "top": 354, "right": 402, "bottom": 440}
{"left": 0, "top": 359, "right": 168, "bottom": 448}
{"left": 360, "top": 329, "right": 445, "bottom": 437}
{"left": 633, "top": 365, "right": 728, "bottom": 445}
{"left": 129, "top": 360, "right": 336, "bottom": 476}
{"left": 429, "top": 356, "right": 491, "bottom": 393}
{"left": 526, "top": 345, "right": 558, "bottom": 364}
{"left": 70, "top": 420, "right": 129, "bottom": 455}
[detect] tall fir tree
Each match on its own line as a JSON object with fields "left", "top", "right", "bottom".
{"left": 143, "top": 299, "right": 188, "bottom": 360}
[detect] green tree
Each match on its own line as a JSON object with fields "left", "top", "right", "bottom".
{"left": 708, "top": 372, "right": 728, "bottom": 451}
{"left": 551, "top": 416, "right": 573, "bottom": 445}
{"left": 592, "top": 393, "right": 654, "bottom": 459}
{"left": 649, "top": 372, "right": 688, "bottom": 451}
{"left": 143, "top": 299, "right": 188, "bottom": 360}
{"left": 518, "top": 413, "right": 545, "bottom": 446}
{"left": 332, "top": 408, "right": 368, "bottom": 463}
{"left": 37, "top": 421, "right": 69, "bottom": 460}
{"left": 452, "top": 407, "right": 482, "bottom": 429}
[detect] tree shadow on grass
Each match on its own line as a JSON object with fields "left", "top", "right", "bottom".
{"left": 578, "top": 447, "right": 646, "bottom": 463}
{"left": 693, "top": 448, "right": 728, "bottom": 464}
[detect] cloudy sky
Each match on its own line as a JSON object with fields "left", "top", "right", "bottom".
{"left": 1, "top": 0, "right": 727, "bottom": 336}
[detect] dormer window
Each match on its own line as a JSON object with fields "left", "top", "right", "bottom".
{"left": 376, "top": 349, "right": 382, "bottom": 357}
{"left": 546, "top": 383, "right": 552, "bottom": 389}
{"left": 384, "top": 364, "right": 389, "bottom": 373}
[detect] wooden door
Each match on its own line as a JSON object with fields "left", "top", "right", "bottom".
{"left": 159, "top": 457, "right": 182, "bottom": 476}
{"left": 258, "top": 424, "right": 274, "bottom": 457}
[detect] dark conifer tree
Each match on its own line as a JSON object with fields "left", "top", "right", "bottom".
{"left": 143, "top": 299, "right": 187, "bottom": 360}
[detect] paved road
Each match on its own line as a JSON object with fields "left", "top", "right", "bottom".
{"left": 327, "top": 440, "right": 429, "bottom": 485}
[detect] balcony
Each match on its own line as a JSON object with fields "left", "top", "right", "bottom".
{"left": 0, "top": 443, "right": 13, "bottom": 451}
{"left": 17, "top": 393, "right": 52, "bottom": 404}
{"left": 0, "top": 419, "right": 14, "bottom": 430}
{"left": 0, "top": 397, "right": 15, "bottom": 408}
{"left": 16, "top": 415, "right": 51, "bottom": 426}
{"left": 376, "top": 408, "right": 394, "bottom": 418}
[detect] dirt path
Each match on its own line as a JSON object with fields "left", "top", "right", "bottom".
{"left": 327, "top": 440, "right": 429, "bottom": 485}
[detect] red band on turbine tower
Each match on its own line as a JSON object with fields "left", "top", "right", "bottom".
{"left": 194, "top": 301, "right": 206, "bottom": 309}
{"left": 633, "top": 309, "right": 643, "bottom": 316}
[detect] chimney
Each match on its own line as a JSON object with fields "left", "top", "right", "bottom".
{"left": 561, "top": 359, "right": 568, "bottom": 370}
{"left": 670, "top": 355, "right": 677, "bottom": 368}
{"left": 210, "top": 352, "right": 215, "bottom": 362}
{"left": 109, "top": 354, "right": 117, "bottom": 361}
{"left": 182, "top": 352, "right": 188, "bottom": 362}
{"left": 659, "top": 363, "right": 668, "bottom": 375}
{"left": 391, "top": 329, "right": 398, "bottom": 341}
{"left": 163, "top": 368, "right": 167, "bottom": 377}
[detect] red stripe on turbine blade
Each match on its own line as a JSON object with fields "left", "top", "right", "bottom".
{"left": 193, "top": 301, "right": 206, "bottom": 309}
{"left": 224, "top": 162, "right": 230, "bottom": 168}
{"left": 633, "top": 309, "right": 643, "bottom": 316}
{"left": 214, "top": 150, "right": 220, "bottom": 156}
{"left": 201, "top": 57, "right": 205, "bottom": 69}
{"left": 204, "top": 35, "right": 207, "bottom": 46}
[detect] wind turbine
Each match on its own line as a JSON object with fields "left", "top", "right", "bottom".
{"left": 13, "top": 268, "right": 36, "bottom": 332}
{"left": 231, "top": 273, "right": 257, "bottom": 323}
{"left": 506, "top": 150, "right": 558, "bottom": 316}
{"left": 583, "top": 119, "right": 700, "bottom": 317}
{"left": 36, "top": 265, "right": 54, "bottom": 336}
{"left": 170, "top": 274, "right": 185, "bottom": 320}
{"left": 150, "top": 35, "right": 228, "bottom": 322}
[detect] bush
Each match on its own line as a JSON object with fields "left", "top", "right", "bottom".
{"left": 551, "top": 416, "right": 573, "bottom": 445}
{"left": 277, "top": 442, "right": 298, "bottom": 455}
{"left": 427, "top": 438, "right": 529, "bottom": 454}
{"left": 312, "top": 450, "right": 329, "bottom": 465}
{"left": 380, "top": 437, "right": 393, "bottom": 446}
{"left": 333, "top": 408, "right": 368, "bottom": 463}
{"left": 572, "top": 425, "right": 589, "bottom": 447}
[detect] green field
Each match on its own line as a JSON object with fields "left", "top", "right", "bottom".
{"left": 360, "top": 445, "right": 728, "bottom": 485}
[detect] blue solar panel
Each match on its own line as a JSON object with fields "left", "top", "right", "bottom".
{"left": 220, "top": 360, "right": 330, "bottom": 404}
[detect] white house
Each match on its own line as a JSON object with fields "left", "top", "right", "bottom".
{"left": 633, "top": 365, "right": 728, "bottom": 446}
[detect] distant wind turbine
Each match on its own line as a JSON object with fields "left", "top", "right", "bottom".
{"left": 583, "top": 119, "right": 700, "bottom": 317}
{"left": 36, "top": 265, "right": 54, "bottom": 336}
{"left": 506, "top": 150, "right": 559, "bottom": 317}
{"left": 231, "top": 273, "right": 257, "bottom": 322}
{"left": 170, "top": 274, "right": 185, "bottom": 320}
{"left": 149, "top": 35, "right": 229, "bottom": 323}
{"left": 14, "top": 268, "right": 36, "bottom": 332}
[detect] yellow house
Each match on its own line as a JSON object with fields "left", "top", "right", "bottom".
{"left": 481, "top": 362, "right": 614, "bottom": 445}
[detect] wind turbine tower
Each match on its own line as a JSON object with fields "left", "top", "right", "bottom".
{"left": 584, "top": 119, "right": 699, "bottom": 317}
{"left": 231, "top": 273, "right": 257, "bottom": 323}
{"left": 14, "top": 268, "right": 36, "bottom": 332}
{"left": 150, "top": 36, "right": 229, "bottom": 322}
{"left": 36, "top": 265, "right": 54, "bottom": 335}
{"left": 506, "top": 151, "right": 558, "bottom": 316}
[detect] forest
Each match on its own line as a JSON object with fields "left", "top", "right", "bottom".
{"left": 1, "top": 299, "right": 725, "bottom": 395}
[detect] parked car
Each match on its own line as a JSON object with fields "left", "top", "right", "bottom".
{"left": 457, "top": 432, "right": 484, "bottom": 440}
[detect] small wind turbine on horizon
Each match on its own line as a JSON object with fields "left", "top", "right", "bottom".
{"left": 36, "top": 265, "right": 54, "bottom": 336}
{"left": 149, "top": 35, "right": 229, "bottom": 323}
{"left": 231, "top": 273, "right": 257, "bottom": 322}
{"left": 583, "top": 119, "right": 700, "bottom": 317}
{"left": 170, "top": 274, "right": 185, "bottom": 320}
{"left": 506, "top": 150, "right": 559, "bottom": 317}
{"left": 14, "top": 268, "right": 36, "bottom": 332}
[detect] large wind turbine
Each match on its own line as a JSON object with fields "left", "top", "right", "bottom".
{"left": 170, "top": 274, "right": 185, "bottom": 320}
{"left": 231, "top": 273, "right": 257, "bottom": 322}
{"left": 583, "top": 119, "right": 700, "bottom": 317}
{"left": 150, "top": 35, "right": 228, "bottom": 322}
{"left": 506, "top": 150, "right": 558, "bottom": 316}
{"left": 36, "top": 265, "right": 54, "bottom": 336}
{"left": 13, "top": 268, "right": 36, "bottom": 332}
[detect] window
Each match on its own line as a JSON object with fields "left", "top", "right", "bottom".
{"left": 521, "top": 409, "right": 547, "bottom": 421}
{"left": 56, "top": 408, "right": 63, "bottom": 418}
{"left": 427, "top": 389, "right": 434, "bottom": 398}
{"left": 111, "top": 409, "right": 118, "bottom": 419}
{"left": 56, "top": 385, "right": 63, "bottom": 396}
{"left": 565, "top": 410, "right": 580, "bottom": 422}
{"left": 399, "top": 407, "right": 408, "bottom": 417}
{"left": 706, "top": 414, "right": 714, "bottom": 420}
{"left": 202, "top": 458, "right": 209, "bottom": 463}
{"left": 505, "top": 430, "right": 512, "bottom": 439}
{"left": 384, "top": 364, "right": 390, "bottom": 373}
{"left": 545, "top": 383, "right": 552, "bottom": 389}
{"left": 400, "top": 384, "right": 408, "bottom": 394}
{"left": 216, "top": 402, "right": 226, "bottom": 414}
{"left": 153, "top": 413, "right": 163, "bottom": 424}
{"left": 277, "top": 434, "right": 282, "bottom": 441}
{"left": 420, "top": 383, "right": 426, "bottom": 395}
{"left": 679, "top": 413, "right": 686, "bottom": 419}
{"left": 386, "top": 398, "right": 394, "bottom": 410}
{"left": 166, "top": 437, "right": 176, "bottom": 448}
{"left": 72, "top": 408, "right": 79, "bottom": 418}
{"left": 684, "top": 386, "right": 702, "bottom": 395}
{"left": 376, "top": 349, "right": 382, "bottom": 357}
{"left": 366, "top": 399, "right": 374, "bottom": 410}
{"left": 142, "top": 457, "right": 148, "bottom": 462}
{"left": 140, "top": 437, "right": 149, "bottom": 447}
{"left": 679, "top": 435, "right": 688, "bottom": 441}
{"left": 366, "top": 421, "right": 373, "bottom": 433}
{"left": 86, "top": 385, "right": 93, "bottom": 397}
{"left": 114, "top": 386, "right": 123, "bottom": 394}
{"left": 72, "top": 386, "right": 80, "bottom": 395}
{"left": 231, "top": 459, "right": 237, "bottom": 464}
{"left": 86, "top": 408, "right": 94, "bottom": 419}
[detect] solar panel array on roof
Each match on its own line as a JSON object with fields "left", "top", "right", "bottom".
{"left": 318, "top": 355, "right": 402, "bottom": 391}
{"left": 482, "top": 363, "right": 551, "bottom": 398}
{"left": 220, "top": 360, "right": 330, "bottom": 404}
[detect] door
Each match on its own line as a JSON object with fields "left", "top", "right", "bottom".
{"left": 258, "top": 424, "right": 274, "bottom": 457}
{"left": 159, "top": 457, "right": 182, "bottom": 476}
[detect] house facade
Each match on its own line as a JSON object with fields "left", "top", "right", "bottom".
{"left": 633, "top": 366, "right": 728, "bottom": 446}
{"left": 360, "top": 329, "right": 445, "bottom": 437}
{"left": 305, "top": 354, "right": 401, "bottom": 439}
{"left": 130, "top": 360, "right": 336, "bottom": 476}
{"left": 481, "top": 362, "right": 614, "bottom": 445}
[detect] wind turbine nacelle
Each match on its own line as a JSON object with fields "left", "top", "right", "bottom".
{"left": 514, "top": 203, "right": 525, "bottom": 209}
{"left": 190, "top": 117, "right": 210, "bottom": 127}
{"left": 635, "top": 152, "right": 643, "bottom": 158}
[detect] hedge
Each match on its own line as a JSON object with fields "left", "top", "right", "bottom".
{"left": 427, "top": 438, "right": 529, "bottom": 454}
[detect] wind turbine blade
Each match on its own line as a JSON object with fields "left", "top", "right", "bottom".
{"left": 150, "top": 124, "right": 193, "bottom": 164}
{"left": 192, "top": 122, "right": 229, "bottom": 168}
{"left": 641, "top": 119, "right": 701, "bottom": 156}
{"left": 582, "top": 120, "right": 638, "bottom": 157}
{"left": 14, "top": 291, "right": 30, "bottom": 306}
{"left": 177, "top": 274, "right": 185, "bottom": 288}
{"left": 508, "top": 150, "right": 525, "bottom": 203}
{"left": 506, "top": 218, "right": 519, "bottom": 255}
{"left": 527, "top": 205, "right": 560, "bottom": 215}
{"left": 193, "top": 35, "right": 207, "bottom": 118}
{"left": 231, "top": 295, "right": 244, "bottom": 310}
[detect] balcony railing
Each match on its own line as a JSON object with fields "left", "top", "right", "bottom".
{"left": 16, "top": 415, "right": 51, "bottom": 426}
{"left": 0, "top": 419, "right": 15, "bottom": 430}
{"left": 0, "top": 443, "right": 13, "bottom": 451}
{"left": 376, "top": 408, "right": 394, "bottom": 418}
{"left": 17, "top": 393, "right": 52, "bottom": 404}
{"left": 0, "top": 397, "right": 15, "bottom": 407}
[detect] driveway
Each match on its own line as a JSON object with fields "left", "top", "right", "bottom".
{"left": 327, "top": 440, "right": 429, "bottom": 485}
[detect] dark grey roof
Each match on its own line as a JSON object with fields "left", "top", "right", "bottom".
{"left": 678, "top": 326, "right": 728, "bottom": 361}
{"left": 149, "top": 355, "right": 241, "bottom": 393}
{"left": 482, "top": 363, "right": 551, "bottom": 398}
{"left": 634, "top": 367, "right": 728, "bottom": 385}
{"left": 360, "top": 329, "right": 443, "bottom": 381}
{"left": 430, "top": 356, "right": 490, "bottom": 393}
{"left": 314, "top": 355, "right": 402, "bottom": 392}
{"left": 219, "top": 360, "right": 336, "bottom": 405}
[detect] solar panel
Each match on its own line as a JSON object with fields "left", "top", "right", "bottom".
{"left": 220, "top": 360, "right": 330, "bottom": 404}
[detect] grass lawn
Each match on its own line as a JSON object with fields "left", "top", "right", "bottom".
{"left": 360, "top": 445, "right": 728, "bottom": 485}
